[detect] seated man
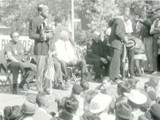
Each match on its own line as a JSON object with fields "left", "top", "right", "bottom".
{"left": 85, "top": 31, "right": 110, "bottom": 82}
{"left": 4, "top": 31, "right": 36, "bottom": 94}
{"left": 55, "top": 31, "right": 88, "bottom": 80}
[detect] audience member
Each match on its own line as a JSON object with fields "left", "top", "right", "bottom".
{"left": 33, "top": 92, "right": 52, "bottom": 120}
{"left": 124, "top": 89, "right": 147, "bottom": 120}
{"left": 71, "top": 84, "right": 84, "bottom": 119}
{"left": 3, "top": 106, "right": 22, "bottom": 120}
{"left": 89, "top": 93, "right": 114, "bottom": 120}
{"left": 51, "top": 96, "right": 79, "bottom": 120}
{"left": 115, "top": 102, "right": 132, "bottom": 120}
{"left": 149, "top": 103, "right": 160, "bottom": 120}
{"left": 21, "top": 100, "right": 37, "bottom": 120}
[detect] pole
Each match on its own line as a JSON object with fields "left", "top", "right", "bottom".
{"left": 71, "top": 0, "right": 74, "bottom": 41}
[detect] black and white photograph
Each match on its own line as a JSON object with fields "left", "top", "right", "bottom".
{"left": 0, "top": 0, "right": 160, "bottom": 120}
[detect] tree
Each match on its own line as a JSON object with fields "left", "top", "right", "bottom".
{"left": 1, "top": 0, "right": 71, "bottom": 35}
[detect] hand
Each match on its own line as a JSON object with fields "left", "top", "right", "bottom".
{"left": 45, "top": 32, "right": 54, "bottom": 39}
{"left": 123, "top": 36, "right": 128, "bottom": 44}
{"left": 107, "top": 56, "right": 111, "bottom": 61}
{"left": 40, "top": 31, "right": 47, "bottom": 41}
{"left": 100, "top": 57, "right": 108, "bottom": 64}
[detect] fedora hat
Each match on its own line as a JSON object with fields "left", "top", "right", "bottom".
{"left": 22, "top": 100, "right": 38, "bottom": 115}
{"left": 116, "top": 102, "right": 132, "bottom": 120}
{"left": 126, "top": 39, "right": 136, "bottom": 49}
{"left": 124, "top": 89, "right": 147, "bottom": 105}
{"left": 150, "top": 103, "right": 160, "bottom": 119}
{"left": 89, "top": 93, "right": 112, "bottom": 113}
{"left": 146, "top": 77, "right": 159, "bottom": 88}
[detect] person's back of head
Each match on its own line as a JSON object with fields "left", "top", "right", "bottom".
{"left": 80, "top": 81, "right": 89, "bottom": 91}
{"left": 4, "top": 105, "right": 22, "bottom": 120}
{"left": 21, "top": 100, "right": 37, "bottom": 118}
{"left": 117, "top": 82, "right": 131, "bottom": 96}
{"left": 64, "top": 96, "right": 79, "bottom": 114}
{"left": 54, "top": 16, "right": 62, "bottom": 25}
{"left": 36, "top": 92, "right": 48, "bottom": 108}
{"left": 72, "top": 84, "right": 82, "bottom": 95}
{"left": 4, "top": 106, "right": 12, "bottom": 120}
{"left": 150, "top": 103, "right": 160, "bottom": 120}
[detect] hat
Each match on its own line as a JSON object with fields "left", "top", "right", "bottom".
{"left": 36, "top": 92, "right": 48, "bottom": 107}
{"left": 89, "top": 93, "right": 112, "bottom": 113}
{"left": 138, "top": 115, "right": 149, "bottom": 120}
{"left": 104, "top": 86, "right": 118, "bottom": 98}
{"left": 80, "top": 81, "right": 89, "bottom": 91}
{"left": 150, "top": 103, "right": 160, "bottom": 119}
{"left": 146, "top": 77, "right": 159, "bottom": 88}
{"left": 124, "top": 89, "right": 147, "bottom": 105}
{"left": 72, "top": 84, "right": 82, "bottom": 95}
{"left": 59, "top": 110, "right": 73, "bottom": 120}
{"left": 147, "top": 91, "right": 156, "bottom": 101}
{"left": 140, "top": 97, "right": 151, "bottom": 112}
{"left": 22, "top": 100, "right": 37, "bottom": 115}
{"left": 126, "top": 39, "right": 136, "bottom": 49}
{"left": 116, "top": 102, "right": 132, "bottom": 120}
{"left": 9, "top": 106, "right": 21, "bottom": 120}
{"left": 4, "top": 106, "right": 12, "bottom": 118}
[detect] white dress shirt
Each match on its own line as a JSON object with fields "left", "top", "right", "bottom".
{"left": 55, "top": 39, "right": 77, "bottom": 63}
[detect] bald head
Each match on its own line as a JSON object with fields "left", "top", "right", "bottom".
{"left": 38, "top": 4, "right": 49, "bottom": 18}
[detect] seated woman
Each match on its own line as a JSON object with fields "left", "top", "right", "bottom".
{"left": 55, "top": 31, "right": 88, "bottom": 81}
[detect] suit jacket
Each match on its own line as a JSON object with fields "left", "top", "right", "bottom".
{"left": 29, "top": 15, "right": 49, "bottom": 55}
{"left": 109, "top": 18, "right": 125, "bottom": 50}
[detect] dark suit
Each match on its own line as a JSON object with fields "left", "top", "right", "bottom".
{"left": 85, "top": 39, "right": 110, "bottom": 80}
{"left": 109, "top": 18, "right": 125, "bottom": 81}
{"left": 29, "top": 15, "right": 52, "bottom": 91}
{"left": 29, "top": 16, "right": 49, "bottom": 55}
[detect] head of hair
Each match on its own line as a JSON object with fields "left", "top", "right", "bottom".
{"left": 36, "top": 92, "right": 48, "bottom": 107}
{"left": 54, "top": 16, "right": 62, "bottom": 24}
{"left": 37, "top": 4, "right": 46, "bottom": 12}
{"left": 64, "top": 96, "right": 79, "bottom": 114}
{"left": 117, "top": 82, "right": 131, "bottom": 96}
{"left": 85, "top": 90, "right": 99, "bottom": 104}
{"left": 10, "top": 31, "right": 19, "bottom": 38}
{"left": 80, "top": 81, "right": 89, "bottom": 91}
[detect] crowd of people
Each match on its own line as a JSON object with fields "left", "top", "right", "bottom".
{"left": 1, "top": 2, "right": 160, "bottom": 120}
{"left": 1, "top": 76, "right": 160, "bottom": 120}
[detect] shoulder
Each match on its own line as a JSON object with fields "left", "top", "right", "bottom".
{"left": 115, "top": 18, "right": 124, "bottom": 25}
{"left": 4, "top": 41, "right": 13, "bottom": 50}
{"left": 30, "top": 16, "right": 42, "bottom": 24}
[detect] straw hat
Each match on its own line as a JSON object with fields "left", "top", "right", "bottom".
{"left": 124, "top": 89, "right": 147, "bottom": 105}
{"left": 89, "top": 93, "right": 112, "bottom": 113}
{"left": 22, "top": 100, "right": 38, "bottom": 115}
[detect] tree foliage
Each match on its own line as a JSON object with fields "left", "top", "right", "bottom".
{"left": 1, "top": 0, "right": 71, "bottom": 35}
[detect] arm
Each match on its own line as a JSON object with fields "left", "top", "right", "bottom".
{"left": 6, "top": 51, "right": 19, "bottom": 62}
{"left": 140, "top": 19, "right": 152, "bottom": 27}
{"left": 150, "top": 20, "right": 160, "bottom": 34}
{"left": 115, "top": 19, "right": 126, "bottom": 42}
{"left": 29, "top": 19, "right": 40, "bottom": 40}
